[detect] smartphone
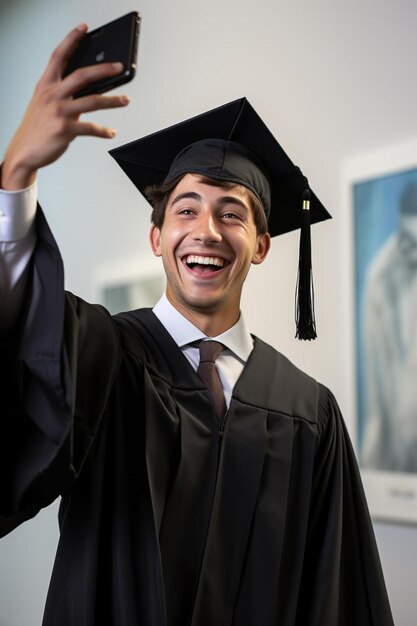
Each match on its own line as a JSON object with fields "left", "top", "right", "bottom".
{"left": 63, "top": 11, "right": 141, "bottom": 98}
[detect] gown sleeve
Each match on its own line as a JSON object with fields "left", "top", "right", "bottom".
{"left": 295, "top": 384, "right": 394, "bottom": 626}
{"left": 0, "top": 208, "right": 120, "bottom": 537}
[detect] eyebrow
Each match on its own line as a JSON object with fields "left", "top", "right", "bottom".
{"left": 170, "top": 191, "right": 202, "bottom": 206}
{"left": 170, "top": 191, "right": 249, "bottom": 213}
{"left": 217, "top": 196, "right": 249, "bottom": 212}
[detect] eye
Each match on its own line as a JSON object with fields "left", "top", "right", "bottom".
{"left": 178, "top": 208, "right": 195, "bottom": 216}
{"left": 222, "top": 211, "right": 243, "bottom": 220}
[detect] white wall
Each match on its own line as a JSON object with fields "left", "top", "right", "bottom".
{"left": 1, "top": 0, "right": 417, "bottom": 624}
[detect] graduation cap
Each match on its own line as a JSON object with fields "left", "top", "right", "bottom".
{"left": 109, "top": 97, "right": 331, "bottom": 339}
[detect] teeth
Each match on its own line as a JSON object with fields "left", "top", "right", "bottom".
{"left": 186, "top": 255, "right": 225, "bottom": 267}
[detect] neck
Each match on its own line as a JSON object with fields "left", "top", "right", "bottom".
{"left": 166, "top": 293, "right": 240, "bottom": 336}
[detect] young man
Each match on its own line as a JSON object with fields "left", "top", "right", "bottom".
{"left": 1, "top": 25, "right": 393, "bottom": 626}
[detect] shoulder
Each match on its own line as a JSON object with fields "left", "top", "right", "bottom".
{"left": 63, "top": 292, "right": 121, "bottom": 376}
{"left": 64, "top": 292, "right": 117, "bottom": 341}
{"left": 112, "top": 307, "right": 183, "bottom": 377}
{"left": 237, "top": 336, "right": 319, "bottom": 424}
{"left": 113, "top": 307, "right": 160, "bottom": 351}
{"left": 253, "top": 336, "right": 317, "bottom": 390}
{"left": 316, "top": 382, "right": 347, "bottom": 439}
{"left": 245, "top": 338, "right": 345, "bottom": 434}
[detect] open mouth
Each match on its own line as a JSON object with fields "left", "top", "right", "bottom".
{"left": 183, "top": 254, "right": 227, "bottom": 273}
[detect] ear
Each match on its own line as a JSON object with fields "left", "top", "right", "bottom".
{"left": 149, "top": 225, "right": 162, "bottom": 257}
{"left": 252, "top": 233, "right": 271, "bottom": 265}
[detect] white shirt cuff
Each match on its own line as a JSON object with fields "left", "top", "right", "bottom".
{"left": 0, "top": 180, "right": 38, "bottom": 242}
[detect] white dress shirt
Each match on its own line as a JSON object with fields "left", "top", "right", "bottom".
{"left": 153, "top": 295, "right": 253, "bottom": 408}
{"left": 0, "top": 182, "right": 37, "bottom": 333}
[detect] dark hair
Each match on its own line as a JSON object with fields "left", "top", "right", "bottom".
{"left": 144, "top": 174, "right": 269, "bottom": 235}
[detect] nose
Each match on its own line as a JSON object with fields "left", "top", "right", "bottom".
{"left": 192, "top": 212, "right": 222, "bottom": 243}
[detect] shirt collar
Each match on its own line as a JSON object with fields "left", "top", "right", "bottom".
{"left": 153, "top": 294, "right": 253, "bottom": 362}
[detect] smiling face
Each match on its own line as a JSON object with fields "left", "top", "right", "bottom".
{"left": 150, "top": 174, "right": 270, "bottom": 333}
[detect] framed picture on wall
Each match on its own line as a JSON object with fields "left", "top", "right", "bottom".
{"left": 341, "top": 137, "right": 417, "bottom": 525}
{"left": 92, "top": 255, "right": 165, "bottom": 316}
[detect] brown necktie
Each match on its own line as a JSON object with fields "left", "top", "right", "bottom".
{"left": 197, "top": 341, "right": 227, "bottom": 420}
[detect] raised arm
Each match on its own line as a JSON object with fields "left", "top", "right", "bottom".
{"left": 0, "top": 23, "right": 131, "bottom": 333}
{"left": 0, "top": 25, "right": 131, "bottom": 533}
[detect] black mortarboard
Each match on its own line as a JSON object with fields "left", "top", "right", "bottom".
{"left": 109, "top": 98, "right": 332, "bottom": 339}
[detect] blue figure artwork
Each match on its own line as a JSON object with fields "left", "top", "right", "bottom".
{"left": 355, "top": 169, "right": 417, "bottom": 473}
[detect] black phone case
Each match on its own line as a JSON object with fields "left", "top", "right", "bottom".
{"left": 64, "top": 11, "right": 141, "bottom": 98}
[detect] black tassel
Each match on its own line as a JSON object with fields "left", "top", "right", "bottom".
{"left": 295, "top": 186, "right": 317, "bottom": 340}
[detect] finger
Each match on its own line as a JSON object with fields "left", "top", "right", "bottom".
{"left": 64, "top": 93, "right": 130, "bottom": 115}
{"left": 57, "top": 62, "right": 124, "bottom": 99}
{"left": 40, "top": 23, "right": 89, "bottom": 85}
{"left": 69, "top": 120, "right": 118, "bottom": 139}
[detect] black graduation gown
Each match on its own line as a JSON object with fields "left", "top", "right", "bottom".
{"left": 0, "top": 209, "right": 393, "bottom": 626}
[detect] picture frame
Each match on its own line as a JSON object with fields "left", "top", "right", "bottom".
{"left": 341, "top": 137, "right": 417, "bottom": 525}
{"left": 92, "top": 254, "right": 166, "bottom": 315}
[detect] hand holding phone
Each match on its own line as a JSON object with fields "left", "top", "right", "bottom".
{"left": 63, "top": 11, "right": 141, "bottom": 98}
{"left": 2, "top": 18, "right": 137, "bottom": 190}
